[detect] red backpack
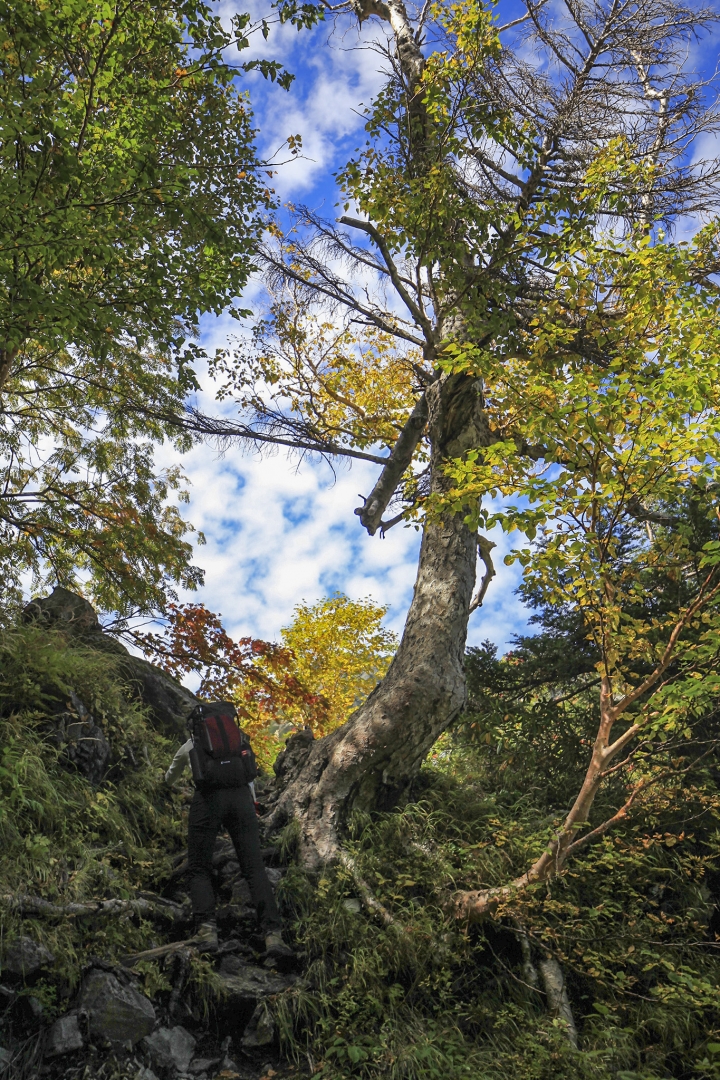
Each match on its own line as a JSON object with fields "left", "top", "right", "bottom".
{"left": 188, "top": 702, "right": 258, "bottom": 791}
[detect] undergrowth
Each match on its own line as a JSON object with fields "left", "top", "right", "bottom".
{"left": 272, "top": 740, "right": 720, "bottom": 1080}
{"left": 0, "top": 624, "right": 187, "bottom": 1000}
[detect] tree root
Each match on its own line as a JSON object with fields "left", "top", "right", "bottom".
{"left": 537, "top": 954, "right": 578, "bottom": 1049}
{"left": 120, "top": 939, "right": 196, "bottom": 967}
{"left": 338, "top": 852, "right": 397, "bottom": 928}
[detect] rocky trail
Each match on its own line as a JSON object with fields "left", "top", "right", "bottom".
{"left": 0, "top": 589, "right": 312, "bottom": 1080}
{"left": 1, "top": 834, "right": 309, "bottom": 1080}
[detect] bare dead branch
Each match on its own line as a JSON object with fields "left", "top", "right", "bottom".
{"left": 469, "top": 534, "right": 497, "bottom": 612}
{"left": 626, "top": 495, "right": 681, "bottom": 528}
{"left": 339, "top": 216, "right": 434, "bottom": 337}
{"left": 1, "top": 893, "right": 185, "bottom": 922}
{"left": 355, "top": 394, "right": 429, "bottom": 534}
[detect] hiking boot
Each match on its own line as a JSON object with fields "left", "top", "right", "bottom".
{"left": 264, "top": 930, "right": 294, "bottom": 961}
{"left": 194, "top": 919, "right": 218, "bottom": 954}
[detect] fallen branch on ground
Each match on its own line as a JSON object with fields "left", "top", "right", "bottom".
{"left": 121, "top": 939, "right": 197, "bottom": 966}
{"left": 1, "top": 893, "right": 186, "bottom": 923}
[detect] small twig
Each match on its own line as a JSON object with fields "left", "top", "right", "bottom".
{"left": 550, "top": 677, "right": 602, "bottom": 707}
{"left": 497, "top": 0, "right": 550, "bottom": 33}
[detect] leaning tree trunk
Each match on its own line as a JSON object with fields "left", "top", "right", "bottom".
{"left": 267, "top": 374, "right": 489, "bottom": 866}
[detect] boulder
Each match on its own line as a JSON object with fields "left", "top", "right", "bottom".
{"left": 23, "top": 588, "right": 100, "bottom": 634}
{"left": 214, "top": 959, "right": 295, "bottom": 1041}
{"left": 217, "top": 958, "right": 295, "bottom": 1005}
{"left": 24, "top": 587, "right": 196, "bottom": 738}
{"left": 45, "top": 1013, "right": 84, "bottom": 1057}
{"left": 241, "top": 1005, "right": 275, "bottom": 1049}
{"left": 2, "top": 936, "right": 55, "bottom": 978}
{"left": 78, "top": 970, "right": 155, "bottom": 1045}
{"left": 142, "top": 1026, "right": 196, "bottom": 1073}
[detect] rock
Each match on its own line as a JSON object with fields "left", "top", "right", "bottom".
{"left": 45, "top": 1013, "right": 84, "bottom": 1057}
{"left": 135, "top": 1068, "right": 160, "bottom": 1080}
{"left": 216, "top": 958, "right": 296, "bottom": 1020}
{"left": 266, "top": 868, "right": 283, "bottom": 889}
{"left": 23, "top": 587, "right": 100, "bottom": 634}
{"left": 142, "top": 1026, "right": 196, "bottom": 1073}
{"left": 53, "top": 691, "right": 111, "bottom": 785}
{"left": 241, "top": 1005, "right": 275, "bottom": 1049}
{"left": 188, "top": 1059, "right": 221, "bottom": 1076}
{"left": 0, "top": 1047, "right": 12, "bottom": 1068}
{"left": 78, "top": 970, "right": 155, "bottom": 1045}
{"left": 2, "top": 936, "right": 55, "bottom": 977}
{"left": 272, "top": 729, "right": 314, "bottom": 780}
{"left": 24, "top": 587, "right": 197, "bottom": 738}
{"left": 27, "top": 996, "right": 43, "bottom": 1018}
{"left": 213, "top": 960, "right": 295, "bottom": 1042}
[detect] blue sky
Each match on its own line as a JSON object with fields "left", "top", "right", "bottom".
{"left": 164, "top": 0, "right": 720, "bottom": 651}
{"left": 158, "top": 1, "right": 535, "bottom": 650}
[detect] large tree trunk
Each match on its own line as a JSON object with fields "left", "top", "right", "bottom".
{"left": 267, "top": 375, "right": 488, "bottom": 866}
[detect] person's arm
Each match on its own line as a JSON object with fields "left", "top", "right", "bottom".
{"left": 165, "top": 738, "right": 193, "bottom": 785}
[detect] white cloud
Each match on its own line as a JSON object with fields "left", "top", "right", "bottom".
{"left": 148, "top": 4, "right": 533, "bottom": 657}
{"left": 166, "top": 432, "right": 529, "bottom": 653}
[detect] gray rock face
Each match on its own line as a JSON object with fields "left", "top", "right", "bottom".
{"left": 2, "top": 936, "right": 55, "bottom": 978}
{"left": 142, "top": 1026, "right": 196, "bottom": 1073}
{"left": 45, "top": 1013, "right": 83, "bottom": 1057}
{"left": 78, "top": 970, "right": 155, "bottom": 1045}
{"left": 23, "top": 587, "right": 196, "bottom": 738}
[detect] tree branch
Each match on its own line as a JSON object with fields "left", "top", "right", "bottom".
{"left": 1, "top": 893, "right": 186, "bottom": 923}
{"left": 355, "top": 394, "right": 428, "bottom": 534}
{"left": 339, "top": 216, "right": 434, "bottom": 338}
{"left": 626, "top": 495, "right": 681, "bottom": 528}
{"left": 146, "top": 406, "right": 392, "bottom": 466}
{"left": 469, "top": 534, "right": 497, "bottom": 612}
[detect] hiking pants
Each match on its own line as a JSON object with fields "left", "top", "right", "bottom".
{"left": 187, "top": 786, "right": 281, "bottom": 932}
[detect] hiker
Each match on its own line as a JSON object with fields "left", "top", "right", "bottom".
{"left": 165, "top": 700, "right": 290, "bottom": 959}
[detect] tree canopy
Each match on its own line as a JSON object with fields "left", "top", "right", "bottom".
{"left": 0, "top": 0, "right": 275, "bottom": 612}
